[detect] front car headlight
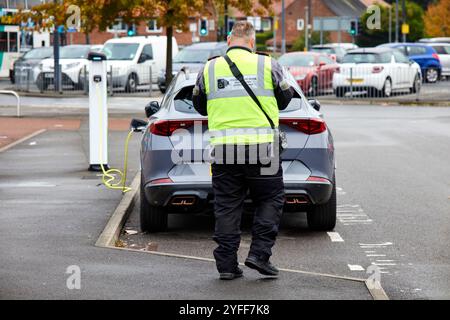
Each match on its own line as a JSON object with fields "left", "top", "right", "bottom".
{"left": 294, "top": 74, "right": 307, "bottom": 81}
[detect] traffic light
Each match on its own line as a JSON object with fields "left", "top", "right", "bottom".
{"left": 349, "top": 20, "right": 357, "bottom": 36}
{"left": 227, "top": 20, "right": 235, "bottom": 36}
{"left": 199, "top": 19, "right": 208, "bottom": 36}
{"left": 127, "top": 24, "right": 136, "bottom": 37}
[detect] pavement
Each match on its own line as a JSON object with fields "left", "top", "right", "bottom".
{"left": 0, "top": 100, "right": 449, "bottom": 299}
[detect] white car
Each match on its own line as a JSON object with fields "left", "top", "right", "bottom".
{"left": 36, "top": 45, "right": 92, "bottom": 91}
{"left": 102, "top": 36, "right": 179, "bottom": 92}
{"left": 333, "top": 47, "right": 422, "bottom": 97}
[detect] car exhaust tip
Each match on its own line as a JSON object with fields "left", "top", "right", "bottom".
{"left": 170, "top": 196, "right": 197, "bottom": 206}
{"left": 285, "top": 195, "right": 310, "bottom": 205}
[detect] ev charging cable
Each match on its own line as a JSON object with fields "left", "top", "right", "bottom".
{"left": 96, "top": 82, "right": 133, "bottom": 193}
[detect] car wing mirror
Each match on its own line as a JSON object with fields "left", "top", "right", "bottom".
{"left": 308, "top": 99, "right": 321, "bottom": 111}
{"left": 145, "top": 101, "right": 160, "bottom": 118}
{"left": 130, "top": 118, "right": 148, "bottom": 132}
{"left": 138, "top": 54, "right": 147, "bottom": 63}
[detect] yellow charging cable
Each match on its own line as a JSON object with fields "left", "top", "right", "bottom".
{"left": 96, "top": 82, "right": 133, "bottom": 193}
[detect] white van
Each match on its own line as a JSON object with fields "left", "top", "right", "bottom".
{"left": 102, "top": 36, "right": 178, "bottom": 92}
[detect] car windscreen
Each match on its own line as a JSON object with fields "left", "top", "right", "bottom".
{"left": 278, "top": 54, "right": 315, "bottom": 67}
{"left": 102, "top": 43, "right": 139, "bottom": 60}
{"left": 342, "top": 53, "right": 389, "bottom": 63}
{"left": 24, "top": 48, "right": 52, "bottom": 59}
{"left": 311, "top": 47, "right": 334, "bottom": 54}
{"left": 173, "top": 85, "right": 302, "bottom": 114}
{"left": 60, "top": 46, "right": 90, "bottom": 59}
{"left": 173, "top": 49, "right": 211, "bottom": 63}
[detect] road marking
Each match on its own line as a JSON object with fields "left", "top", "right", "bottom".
{"left": 0, "top": 129, "right": 46, "bottom": 153}
{"left": 327, "top": 232, "right": 344, "bottom": 242}
{"left": 29, "top": 141, "right": 37, "bottom": 146}
{"left": 348, "top": 264, "right": 365, "bottom": 271}
{"left": 372, "top": 263, "right": 397, "bottom": 266}
{"left": 366, "top": 254, "right": 386, "bottom": 257}
{"left": 337, "top": 204, "right": 373, "bottom": 225}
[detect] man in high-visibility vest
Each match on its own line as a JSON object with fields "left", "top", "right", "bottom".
{"left": 193, "top": 21, "right": 294, "bottom": 280}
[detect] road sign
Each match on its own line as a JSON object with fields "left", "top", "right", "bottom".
{"left": 402, "top": 23, "right": 409, "bottom": 35}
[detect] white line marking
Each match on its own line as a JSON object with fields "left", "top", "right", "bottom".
{"left": 348, "top": 264, "right": 365, "bottom": 271}
{"left": 372, "top": 263, "right": 397, "bottom": 266}
{"left": 365, "top": 251, "right": 376, "bottom": 253}
{"left": 359, "top": 242, "right": 393, "bottom": 246}
{"left": 366, "top": 254, "right": 386, "bottom": 257}
{"left": 375, "top": 260, "right": 394, "bottom": 262}
{"left": 327, "top": 232, "right": 344, "bottom": 242}
{"left": 29, "top": 141, "right": 36, "bottom": 145}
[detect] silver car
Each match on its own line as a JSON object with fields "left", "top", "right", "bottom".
{"left": 131, "top": 68, "right": 336, "bottom": 233}
{"left": 429, "top": 43, "right": 450, "bottom": 78}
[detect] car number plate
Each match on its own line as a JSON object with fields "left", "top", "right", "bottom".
{"left": 347, "top": 78, "right": 363, "bottom": 83}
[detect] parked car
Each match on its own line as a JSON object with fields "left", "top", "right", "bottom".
{"left": 157, "top": 42, "right": 227, "bottom": 93}
{"left": 378, "top": 43, "right": 442, "bottom": 83}
{"left": 311, "top": 44, "right": 348, "bottom": 63}
{"left": 36, "top": 45, "right": 91, "bottom": 91}
{"left": 102, "top": 36, "right": 179, "bottom": 92}
{"left": 10, "top": 47, "right": 52, "bottom": 84}
{"left": 427, "top": 43, "right": 450, "bottom": 79}
{"left": 333, "top": 47, "right": 422, "bottom": 97}
{"left": 278, "top": 52, "right": 339, "bottom": 96}
{"left": 327, "top": 43, "right": 359, "bottom": 51}
{"left": 132, "top": 68, "right": 336, "bottom": 232}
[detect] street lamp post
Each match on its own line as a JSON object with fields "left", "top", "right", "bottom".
{"left": 281, "top": 0, "right": 286, "bottom": 54}
{"left": 53, "top": 0, "right": 60, "bottom": 93}
{"left": 402, "top": 0, "right": 406, "bottom": 43}
{"left": 395, "top": 0, "right": 399, "bottom": 43}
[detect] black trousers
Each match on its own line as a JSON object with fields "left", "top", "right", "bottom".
{"left": 211, "top": 162, "right": 285, "bottom": 273}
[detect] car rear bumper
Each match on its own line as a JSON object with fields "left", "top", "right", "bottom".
{"left": 143, "top": 180, "right": 333, "bottom": 213}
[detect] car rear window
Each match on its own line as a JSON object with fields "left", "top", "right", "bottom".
{"left": 343, "top": 53, "right": 390, "bottom": 63}
{"left": 406, "top": 46, "right": 427, "bottom": 56}
{"left": 432, "top": 45, "right": 450, "bottom": 54}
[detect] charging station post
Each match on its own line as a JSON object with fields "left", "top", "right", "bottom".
{"left": 87, "top": 51, "right": 109, "bottom": 171}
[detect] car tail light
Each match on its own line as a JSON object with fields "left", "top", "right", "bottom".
{"left": 432, "top": 53, "right": 440, "bottom": 61}
{"left": 372, "top": 66, "right": 384, "bottom": 73}
{"left": 307, "top": 176, "right": 330, "bottom": 183}
{"left": 280, "top": 118, "right": 326, "bottom": 135}
{"left": 149, "top": 178, "right": 173, "bottom": 184}
{"left": 149, "top": 119, "right": 207, "bottom": 136}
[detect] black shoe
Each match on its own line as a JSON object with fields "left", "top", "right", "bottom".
{"left": 245, "top": 256, "right": 279, "bottom": 277}
{"left": 219, "top": 267, "right": 243, "bottom": 280}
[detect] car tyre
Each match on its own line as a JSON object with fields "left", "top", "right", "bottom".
{"left": 125, "top": 73, "right": 138, "bottom": 93}
{"left": 307, "top": 180, "right": 337, "bottom": 231}
{"left": 410, "top": 74, "right": 421, "bottom": 94}
{"left": 140, "top": 174, "right": 168, "bottom": 232}
{"left": 309, "top": 76, "right": 318, "bottom": 97}
{"left": 36, "top": 75, "right": 48, "bottom": 91}
{"left": 380, "top": 77, "right": 392, "bottom": 98}
{"left": 425, "top": 68, "right": 439, "bottom": 83}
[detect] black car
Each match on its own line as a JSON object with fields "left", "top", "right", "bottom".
{"left": 157, "top": 42, "right": 227, "bottom": 93}
{"left": 10, "top": 47, "right": 53, "bottom": 84}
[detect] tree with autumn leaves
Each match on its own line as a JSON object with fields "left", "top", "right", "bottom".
{"left": 14, "top": 0, "right": 276, "bottom": 87}
{"left": 424, "top": 0, "right": 450, "bottom": 37}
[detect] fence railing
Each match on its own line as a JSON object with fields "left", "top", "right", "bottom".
{"left": 14, "top": 64, "right": 159, "bottom": 96}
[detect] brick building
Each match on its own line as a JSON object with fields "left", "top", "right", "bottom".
{"left": 269, "top": 0, "right": 389, "bottom": 48}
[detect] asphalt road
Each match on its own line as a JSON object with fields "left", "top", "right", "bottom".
{"left": 1, "top": 99, "right": 449, "bottom": 299}
{"left": 121, "top": 103, "right": 450, "bottom": 299}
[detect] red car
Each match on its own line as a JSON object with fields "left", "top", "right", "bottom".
{"left": 278, "top": 52, "right": 339, "bottom": 96}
